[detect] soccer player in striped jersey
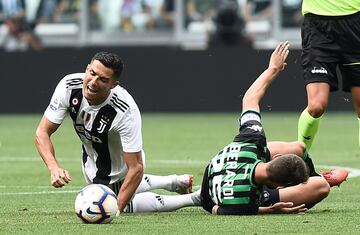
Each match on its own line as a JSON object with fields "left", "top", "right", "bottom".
{"left": 35, "top": 51, "right": 198, "bottom": 213}
{"left": 200, "top": 41, "right": 332, "bottom": 215}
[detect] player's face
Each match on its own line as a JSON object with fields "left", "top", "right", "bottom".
{"left": 83, "top": 60, "right": 118, "bottom": 105}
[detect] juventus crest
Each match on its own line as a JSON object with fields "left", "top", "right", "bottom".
{"left": 97, "top": 115, "right": 111, "bottom": 133}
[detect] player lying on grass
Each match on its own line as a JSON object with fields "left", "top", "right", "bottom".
{"left": 199, "top": 41, "right": 348, "bottom": 215}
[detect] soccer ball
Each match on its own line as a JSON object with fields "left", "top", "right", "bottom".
{"left": 75, "top": 184, "right": 118, "bottom": 224}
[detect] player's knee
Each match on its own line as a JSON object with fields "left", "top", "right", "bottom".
{"left": 307, "top": 103, "right": 326, "bottom": 117}
{"left": 291, "top": 141, "right": 306, "bottom": 156}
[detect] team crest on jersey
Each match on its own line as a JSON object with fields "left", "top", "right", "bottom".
{"left": 97, "top": 115, "right": 111, "bottom": 133}
{"left": 49, "top": 98, "right": 60, "bottom": 111}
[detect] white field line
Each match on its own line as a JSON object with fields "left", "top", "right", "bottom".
{"left": 317, "top": 165, "right": 360, "bottom": 178}
{"left": 0, "top": 190, "right": 79, "bottom": 196}
{"left": 0, "top": 160, "right": 359, "bottom": 196}
{"left": 1, "top": 157, "right": 360, "bottom": 177}
{"left": 0, "top": 157, "right": 206, "bottom": 165}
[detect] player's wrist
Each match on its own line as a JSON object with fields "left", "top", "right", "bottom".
{"left": 267, "top": 66, "right": 281, "bottom": 75}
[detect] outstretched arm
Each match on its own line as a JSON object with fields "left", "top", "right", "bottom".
{"left": 35, "top": 116, "right": 71, "bottom": 187}
{"left": 242, "top": 41, "right": 289, "bottom": 112}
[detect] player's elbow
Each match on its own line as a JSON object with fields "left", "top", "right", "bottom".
{"left": 313, "top": 177, "right": 331, "bottom": 201}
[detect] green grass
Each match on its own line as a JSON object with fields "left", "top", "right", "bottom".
{"left": 1, "top": 112, "right": 360, "bottom": 234}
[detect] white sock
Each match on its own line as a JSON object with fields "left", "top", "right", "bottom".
{"left": 126, "top": 192, "right": 198, "bottom": 213}
{"left": 135, "top": 174, "right": 173, "bottom": 194}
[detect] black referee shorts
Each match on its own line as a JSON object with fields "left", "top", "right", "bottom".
{"left": 301, "top": 11, "right": 360, "bottom": 92}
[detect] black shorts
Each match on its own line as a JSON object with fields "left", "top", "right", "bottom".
{"left": 302, "top": 11, "right": 360, "bottom": 92}
{"left": 200, "top": 164, "right": 215, "bottom": 214}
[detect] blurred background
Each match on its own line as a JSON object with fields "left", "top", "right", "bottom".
{"left": 0, "top": 0, "right": 353, "bottom": 113}
{"left": 0, "top": 0, "right": 303, "bottom": 50}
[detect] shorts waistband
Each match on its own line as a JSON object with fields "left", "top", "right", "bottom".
{"left": 304, "top": 11, "right": 360, "bottom": 20}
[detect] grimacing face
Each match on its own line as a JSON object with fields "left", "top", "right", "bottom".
{"left": 83, "top": 60, "right": 119, "bottom": 105}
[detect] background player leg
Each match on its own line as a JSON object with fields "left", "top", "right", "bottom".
{"left": 267, "top": 141, "right": 319, "bottom": 176}
{"left": 351, "top": 86, "right": 360, "bottom": 148}
{"left": 267, "top": 141, "right": 305, "bottom": 159}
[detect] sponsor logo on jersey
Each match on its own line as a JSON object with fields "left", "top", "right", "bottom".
{"left": 247, "top": 125, "right": 263, "bottom": 132}
{"left": 75, "top": 124, "right": 102, "bottom": 143}
{"left": 311, "top": 67, "right": 328, "bottom": 74}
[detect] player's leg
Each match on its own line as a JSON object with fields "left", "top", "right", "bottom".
{"left": 135, "top": 174, "right": 193, "bottom": 194}
{"left": 338, "top": 9, "right": 360, "bottom": 148}
{"left": 267, "top": 141, "right": 319, "bottom": 176}
{"left": 136, "top": 150, "right": 193, "bottom": 194}
{"left": 267, "top": 141, "right": 305, "bottom": 160}
{"left": 278, "top": 176, "right": 330, "bottom": 209}
{"left": 298, "top": 82, "right": 330, "bottom": 150}
{"left": 124, "top": 190, "right": 201, "bottom": 213}
{"left": 265, "top": 140, "right": 348, "bottom": 186}
{"left": 351, "top": 87, "right": 360, "bottom": 148}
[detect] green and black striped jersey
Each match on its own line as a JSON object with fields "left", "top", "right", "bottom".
{"left": 208, "top": 142, "right": 263, "bottom": 207}
{"left": 203, "top": 110, "right": 270, "bottom": 215}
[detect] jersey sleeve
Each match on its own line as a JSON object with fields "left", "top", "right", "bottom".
{"left": 216, "top": 204, "right": 259, "bottom": 215}
{"left": 44, "top": 77, "right": 69, "bottom": 124}
{"left": 233, "top": 110, "right": 266, "bottom": 148}
{"left": 117, "top": 106, "right": 143, "bottom": 153}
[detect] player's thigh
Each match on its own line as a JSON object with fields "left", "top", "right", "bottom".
{"left": 267, "top": 141, "right": 305, "bottom": 160}
{"left": 351, "top": 86, "right": 360, "bottom": 116}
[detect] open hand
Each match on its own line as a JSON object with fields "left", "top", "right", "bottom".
{"left": 268, "top": 202, "right": 308, "bottom": 214}
{"left": 269, "top": 41, "right": 290, "bottom": 74}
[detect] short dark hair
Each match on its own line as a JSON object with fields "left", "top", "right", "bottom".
{"left": 91, "top": 51, "right": 124, "bottom": 80}
{"left": 267, "top": 154, "right": 310, "bottom": 186}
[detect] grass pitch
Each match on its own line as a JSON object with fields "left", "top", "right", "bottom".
{"left": 0, "top": 112, "right": 359, "bottom": 234}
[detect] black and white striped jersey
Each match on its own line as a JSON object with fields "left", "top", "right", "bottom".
{"left": 44, "top": 73, "right": 143, "bottom": 185}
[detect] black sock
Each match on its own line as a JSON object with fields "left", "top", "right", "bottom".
{"left": 304, "top": 152, "right": 320, "bottom": 177}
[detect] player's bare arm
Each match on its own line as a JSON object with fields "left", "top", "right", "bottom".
{"left": 212, "top": 202, "right": 307, "bottom": 215}
{"left": 35, "top": 115, "right": 71, "bottom": 187}
{"left": 259, "top": 202, "right": 307, "bottom": 214}
{"left": 117, "top": 151, "right": 144, "bottom": 212}
{"left": 242, "top": 41, "right": 289, "bottom": 112}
